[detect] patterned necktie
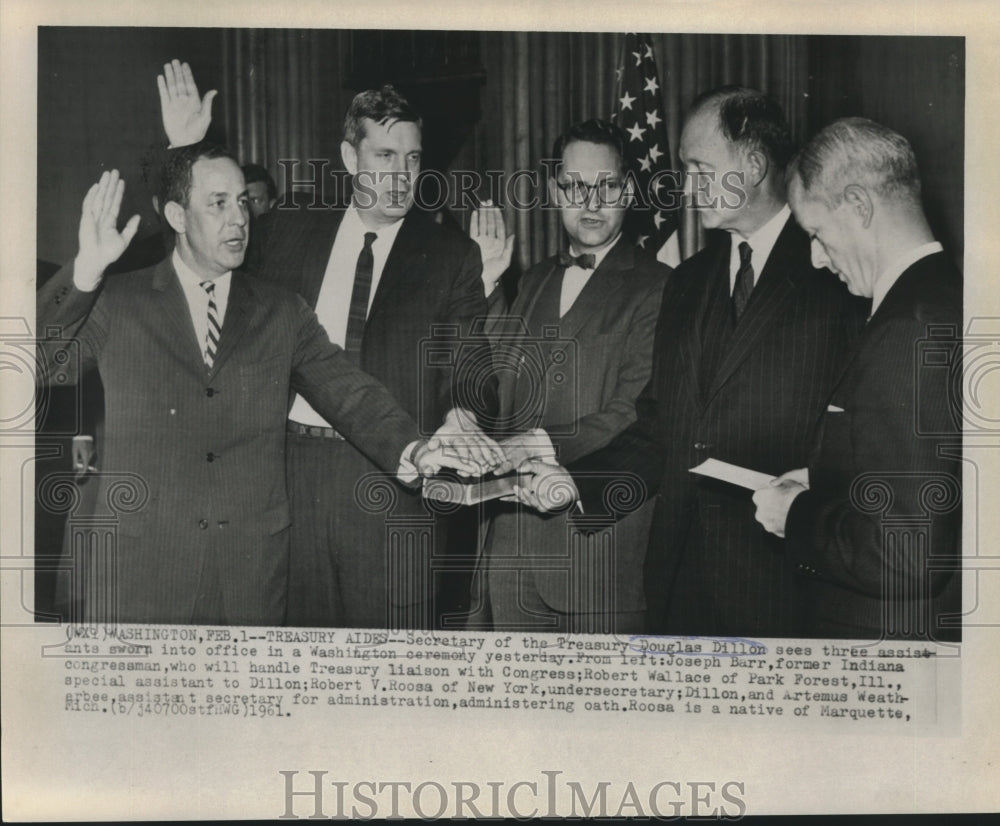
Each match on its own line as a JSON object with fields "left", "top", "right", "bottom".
{"left": 557, "top": 250, "right": 596, "bottom": 270}
{"left": 732, "top": 241, "right": 755, "bottom": 322}
{"left": 200, "top": 280, "right": 220, "bottom": 369}
{"left": 345, "top": 231, "right": 377, "bottom": 355}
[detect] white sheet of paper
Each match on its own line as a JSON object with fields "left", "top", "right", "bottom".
{"left": 689, "top": 458, "right": 775, "bottom": 490}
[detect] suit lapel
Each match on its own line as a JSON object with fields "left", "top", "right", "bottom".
{"left": 299, "top": 211, "right": 343, "bottom": 309}
{"left": 557, "top": 238, "right": 630, "bottom": 340}
{"left": 496, "top": 259, "right": 560, "bottom": 423}
{"left": 151, "top": 259, "right": 205, "bottom": 370}
{"left": 680, "top": 237, "right": 729, "bottom": 408}
{"left": 369, "top": 212, "right": 427, "bottom": 322}
{"left": 706, "top": 218, "right": 799, "bottom": 401}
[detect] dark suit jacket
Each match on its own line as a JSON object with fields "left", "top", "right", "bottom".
{"left": 36, "top": 260, "right": 418, "bottom": 625}
{"left": 785, "top": 251, "right": 962, "bottom": 640}
{"left": 247, "top": 206, "right": 496, "bottom": 432}
{"left": 487, "top": 238, "right": 669, "bottom": 613}
{"left": 246, "top": 205, "right": 494, "bottom": 612}
{"left": 572, "top": 216, "right": 866, "bottom": 636}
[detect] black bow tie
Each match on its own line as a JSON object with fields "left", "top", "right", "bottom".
{"left": 558, "top": 251, "right": 596, "bottom": 270}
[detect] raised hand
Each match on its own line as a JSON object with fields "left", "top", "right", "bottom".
{"left": 469, "top": 200, "right": 515, "bottom": 295}
{"left": 157, "top": 59, "right": 216, "bottom": 147}
{"left": 74, "top": 170, "right": 141, "bottom": 290}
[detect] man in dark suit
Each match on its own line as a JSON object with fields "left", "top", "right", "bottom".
{"left": 36, "top": 150, "right": 475, "bottom": 626}
{"left": 157, "top": 61, "right": 501, "bottom": 629}
{"left": 753, "top": 118, "right": 962, "bottom": 641}
{"left": 473, "top": 120, "right": 670, "bottom": 633}
{"left": 526, "top": 87, "right": 865, "bottom": 637}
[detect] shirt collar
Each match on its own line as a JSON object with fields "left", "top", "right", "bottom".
{"left": 734, "top": 203, "right": 790, "bottom": 271}
{"left": 172, "top": 248, "right": 231, "bottom": 288}
{"left": 569, "top": 232, "right": 622, "bottom": 270}
{"left": 344, "top": 202, "right": 407, "bottom": 249}
{"left": 871, "top": 241, "right": 944, "bottom": 316}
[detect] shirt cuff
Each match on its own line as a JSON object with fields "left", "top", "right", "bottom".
{"left": 525, "top": 428, "right": 558, "bottom": 464}
{"left": 72, "top": 261, "right": 103, "bottom": 292}
{"left": 397, "top": 439, "right": 424, "bottom": 486}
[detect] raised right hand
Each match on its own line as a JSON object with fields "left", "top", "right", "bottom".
{"left": 74, "top": 170, "right": 140, "bottom": 290}
{"left": 469, "top": 201, "right": 514, "bottom": 296}
{"left": 157, "top": 59, "right": 216, "bottom": 147}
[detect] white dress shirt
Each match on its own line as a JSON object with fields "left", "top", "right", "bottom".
{"left": 289, "top": 206, "right": 405, "bottom": 426}
{"left": 171, "top": 249, "right": 232, "bottom": 362}
{"left": 728, "top": 204, "right": 791, "bottom": 294}
{"left": 560, "top": 233, "right": 621, "bottom": 317}
{"left": 870, "top": 241, "right": 944, "bottom": 317}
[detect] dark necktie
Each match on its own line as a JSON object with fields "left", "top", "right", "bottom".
{"left": 345, "top": 231, "right": 377, "bottom": 355}
{"left": 557, "top": 250, "right": 596, "bottom": 270}
{"left": 732, "top": 241, "right": 754, "bottom": 322}
{"left": 200, "top": 280, "right": 220, "bottom": 370}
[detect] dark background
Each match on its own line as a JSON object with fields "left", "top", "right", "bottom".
{"left": 37, "top": 29, "right": 964, "bottom": 268}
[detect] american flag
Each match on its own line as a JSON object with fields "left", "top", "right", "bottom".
{"left": 614, "top": 33, "right": 681, "bottom": 267}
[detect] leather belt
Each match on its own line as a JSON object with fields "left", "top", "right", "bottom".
{"left": 287, "top": 420, "right": 345, "bottom": 440}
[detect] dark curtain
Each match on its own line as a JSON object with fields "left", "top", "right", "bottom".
{"left": 477, "top": 33, "right": 808, "bottom": 268}
{"left": 219, "top": 31, "right": 809, "bottom": 269}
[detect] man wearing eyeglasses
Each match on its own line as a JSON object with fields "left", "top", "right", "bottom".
{"left": 470, "top": 119, "right": 670, "bottom": 633}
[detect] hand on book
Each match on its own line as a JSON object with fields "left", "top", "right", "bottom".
{"left": 493, "top": 429, "right": 557, "bottom": 476}
{"left": 503, "top": 460, "right": 579, "bottom": 513}
{"left": 428, "top": 408, "right": 505, "bottom": 477}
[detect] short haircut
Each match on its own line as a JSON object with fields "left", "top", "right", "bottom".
{"left": 242, "top": 163, "right": 277, "bottom": 201}
{"left": 790, "top": 116, "right": 922, "bottom": 207}
{"left": 343, "top": 85, "right": 422, "bottom": 148}
{"left": 160, "top": 141, "right": 239, "bottom": 210}
{"left": 689, "top": 85, "right": 796, "bottom": 171}
{"left": 551, "top": 119, "right": 629, "bottom": 175}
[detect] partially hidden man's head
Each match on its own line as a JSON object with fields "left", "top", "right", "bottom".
{"left": 341, "top": 85, "right": 423, "bottom": 228}
{"left": 242, "top": 163, "right": 278, "bottom": 218}
{"left": 162, "top": 141, "right": 248, "bottom": 280}
{"left": 679, "top": 85, "right": 795, "bottom": 234}
{"left": 549, "top": 119, "right": 633, "bottom": 255}
{"left": 788, "top": 117, "right": 923, "bottom": 297}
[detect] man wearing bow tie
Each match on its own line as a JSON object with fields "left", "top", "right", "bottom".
{"left": 472, "top": 119, "right": 670, "bottom": 633}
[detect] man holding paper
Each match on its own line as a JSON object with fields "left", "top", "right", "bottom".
{"left": 752, "top": 118, "right": 962, "bottom": 640}
{"left": 560, "top": 87, "right": 864, "bottom": 637}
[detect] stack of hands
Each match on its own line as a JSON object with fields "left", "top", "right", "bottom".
{"left": 409, "top": 411, "right": 579, "bottom": 513}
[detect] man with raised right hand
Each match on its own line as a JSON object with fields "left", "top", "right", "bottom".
{"left": 36, "top": 148, "right": 476, "bottom": 626}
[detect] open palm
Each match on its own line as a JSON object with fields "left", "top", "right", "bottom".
{"left": 158, "top": 59, "right": 216, "bottom": 147}
{"left": 75, "top": 170, "right": 140, "bottom": 286}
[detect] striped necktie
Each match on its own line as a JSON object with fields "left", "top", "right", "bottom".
{"left": 201, "top": 280, "right": 221, "bottom": 369}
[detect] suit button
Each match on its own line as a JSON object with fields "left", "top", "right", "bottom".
{"left": 207, "top": 452, "right": 216, "bottom": 462}
{"left": 694, "top": 442, "right": 706, "bottom": 450}
{"left": 198, "top": 519, "right": 209, "bottom": 530}
{"left": 205, "top": 387, "right": 215, "bottom": 397}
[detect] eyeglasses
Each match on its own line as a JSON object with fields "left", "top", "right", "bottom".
{"left": 555, "top": 178, "right": 626, "bottom": 205}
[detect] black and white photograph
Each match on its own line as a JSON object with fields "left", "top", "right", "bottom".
{"left": 2, "top": 0, "right": 999, "bottom": 820}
